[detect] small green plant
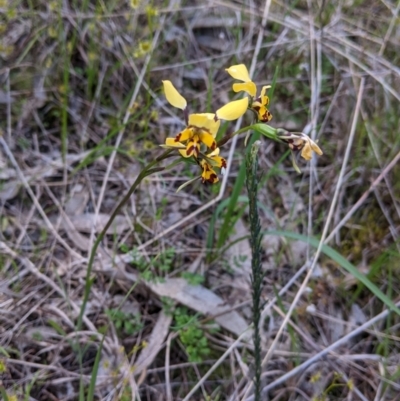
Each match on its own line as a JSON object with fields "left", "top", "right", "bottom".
{"left": 119, "top": 385, "right": 132, "bottom": 401}
{"left": 119, "top": 245, "right": 176, "bottom": 282}
{"left": 173, "top": 307, "right": 216, "bottom": 363}
{"left": 105, "top": 308, "right": 143, "bottom": 336}
{"left": 161, "top": 296, "right": 176, "bottom": 316}
{"left": 181, "top": 272, "right": 204, "bottom": 286}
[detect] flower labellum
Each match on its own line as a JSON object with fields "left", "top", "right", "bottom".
{"left": 225, "top": 64, "right": 273, "bottom": 122}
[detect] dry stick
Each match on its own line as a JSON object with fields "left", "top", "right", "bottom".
{"left": 0, "top": 136, "right": 82, "bottom": 260}
{"left": 0, "top": 242, "right": 97, "bottom": 334}
{"left": 322, "top": 39, "right": 400, "bottom": 102}
{"left": 271, "top": 306, "right": 369, "bottom": 401}
{"left": 3, "top": 200, "right": 36, "bottom": 273}
{"left": 360, "top": 106, "right": 400, "bottom": 221}
{"left": 241, "top": 78, "right": 365, "bottom": 401}
{"left": 6, "top": 68, "right": 12, "bottom": 148}
{"left": 89, "top": 1, "right": 172, "bottom": 251}
{"left": 379, "top": 0, "right": 400, "bottom": 56}
{"left": 181, "top": 329, "right": 252, "bottom": 401}
{"left": 271, "top": 3, "right": 400, "bottom": 79}
{"left": 324, "top": 150, "right": 400, "bottom": 244}
{"left": 251, "top": 5, "right": 400, "bottom": 85}
{"left": 76, "top": 151, "right": 172, "bottom": 331}
{"left": 246, "top": 299, "right": 400, "bottom": 400}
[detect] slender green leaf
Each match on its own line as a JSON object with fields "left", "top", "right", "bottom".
{"left": 264, "top": 230, "right": 400, "bottom": 315}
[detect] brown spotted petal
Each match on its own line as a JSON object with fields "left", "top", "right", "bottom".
{"left": 200, "top": 160, "right": 219, "bottom": 184}
{"left": 278, "top": 131, "right": 323, "bottom": 161}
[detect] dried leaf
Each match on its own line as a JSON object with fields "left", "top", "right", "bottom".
{"left": 149, "top": 278, "right": 251, "bottom": 341}
{"left": 133, "top": 311, "right": 172, "bottom": 374}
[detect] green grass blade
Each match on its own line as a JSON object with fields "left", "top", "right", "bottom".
{"left": 264, "top": 230, "right": 400, "bottom": 315}
{"left": 87, "top": 337, "right": 105, "bottom": 401}
{"left": 0, "top": 386, "right": 9, "bottom": 401}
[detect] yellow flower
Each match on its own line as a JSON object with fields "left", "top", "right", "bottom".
{"left": 251, "top": 85, "right": 272, "bottom": 122}
{"left": 225, "top": 64, "right": 257, "bottom": 96}
{"left": 176, "top": 113, "right": 220, "bottom": 158}
{"left": 300, "top": 135, "right": 323, "bottom": 160}
{"left": 225, "top": 64, "right": 273, "bottom": 122}
{"left": 174, "top": 148, "right": 227, "bottom": 192}
{"left": 162, "top": 80, "right": 247, "bottom": 157}
{"left": 200, "top": 148, "right": 227, "bottom": 184}
{"left": 279, "top": 131, "right": 323, "bottom": 161}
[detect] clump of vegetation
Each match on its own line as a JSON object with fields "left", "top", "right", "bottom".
{"left": 173, "top": 307, "right": 216, "bottom": 363}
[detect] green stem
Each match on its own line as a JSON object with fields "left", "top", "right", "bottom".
{"left": 217, "top": 126, "right": 251, "bottom": 148}
{"left": 76, "top": 149, "right": 174, "bottom": 331}
{"left": 245, "top": 141, "right": 263, "bottom": 401}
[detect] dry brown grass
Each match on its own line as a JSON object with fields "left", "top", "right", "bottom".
{"left": 1, "top": 0, "right": 400, "bottom": 400}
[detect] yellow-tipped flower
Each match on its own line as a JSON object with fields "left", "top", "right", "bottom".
{"left": 279, "top": 131, "right": 323, "bottom": 161}
{"left": 200, "top": 148, "right": 227, "bottom": 184}
{"left": 251, "top": 85, "right": 272, "bottom": 122}
{"left": 175, "top": 113, "right": 220, "bottom": 158}
{"left": 162, "top": 80, "right": 247, "bottom": 158}
{"left": 225, "top": 64, "right": 273, "bottom": 122}
{"left": 299, "top": 136, "right": 323, "bottom": 160}
{"left": 225, "top": 64, "right": 257, "bottom": 96}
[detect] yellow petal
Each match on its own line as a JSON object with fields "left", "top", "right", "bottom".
{"left": 186, "top": 137, "right": 200, "bottom": 157}
{"left": 205, "top": 148, "right": 226, "bottom": 168}
{"left": 198, "top": 131, "right": 216, "bottom": 150}
{"left": 300, "top": 142, "right": 312, "bottom": 160}
{"left": 207, "top": 148, "right": 220, "bottom": 157}
{"left": 255, "top": 106, "right": 272, "bottom": 122}
{"left": 176, "top": 127, "right": 193, "bottom": 142}
{"left": 216, "top": 98, "right": 248, "bottom": 121}
{"left": 211, "top": 156, "right": 226, "bottom": 168}
{"left": 165, "top": 137, "right": 184, "bottom": 148}
{"left": 188, "top": 113, "right": 220, "bottom": 136}
{"left": 200, "top": 160, "right": 219, "bottom": 184}
{"left": 163, "top": 138, "right": 188, "bottom": 157}
{"left": 232, "top": 82, "right": 257, "bottom": 97}
{"left": 259, "top": 86, "right": 271, "bottom": 106}
{"left": 260, "top": 85, "right": 271, "bottom": 99}
{"left": 311, "top": 141, "right": 323, "bottom": 156}
{"left": 225, "top": 64, "right": 251, "bottom": 82}
{"left": 162, "top": 80, "right": 187, "bottom": 110}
